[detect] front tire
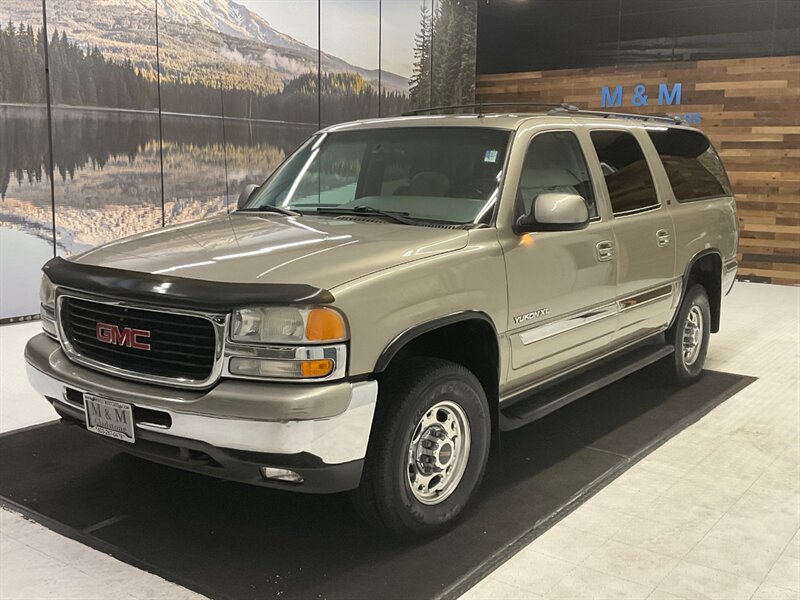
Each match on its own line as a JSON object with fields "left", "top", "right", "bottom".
{"left": 665, "top": 284, "right": 711, "bottom": 385}
{"left": 351, "top": 357, "right": 491, "bottom": 537}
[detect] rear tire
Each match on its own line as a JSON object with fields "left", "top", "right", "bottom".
{"left": 665, "top": 284, "right": 711, "bottom": 385}
{"left": 351, "top": 357, "right": 491, "bottom": 537}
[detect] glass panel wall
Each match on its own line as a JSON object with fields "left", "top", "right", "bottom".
{"left": 46, "top": 0, "right": 163, "bottom": 254}
{"left": 430, "top": 0, "right": 477, "bottom": 107}
{"left": 0, "top": 6, "right": 54, "bottom": 319}
{"left": 379, "top": 0, "right": 421, "bottom": 115}
{"left": 0, "top": 0, "right": 477, "bottom": 320}
{"left": 157, "top": 0, "right": 228, "bottom": 224}
{"left": 221, "top": 0, "right": 319, "bottom": 195}
{"left": 320, "top": 0, "right": 380, "bottom": 125}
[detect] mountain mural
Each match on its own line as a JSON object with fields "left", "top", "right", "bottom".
{"left": 0, "top": 0, "right": 477, "bottom": 320}
{"left": 0, "top": 0, "right": 410, "bottom": 96}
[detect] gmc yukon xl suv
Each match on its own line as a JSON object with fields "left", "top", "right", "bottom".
{"left": 26, "top": 107, "right": 738, "bottom": 535}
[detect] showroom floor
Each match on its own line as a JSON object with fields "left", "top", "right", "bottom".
{"left": 1, "top": 281, "right": 798, "bottom": 600}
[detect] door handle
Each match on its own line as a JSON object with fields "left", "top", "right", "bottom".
{"left": 656, "top": 229, "right": 671, "bottom": 247}
{"left": 596, "top": 241, "right": 615, "bottom": 262}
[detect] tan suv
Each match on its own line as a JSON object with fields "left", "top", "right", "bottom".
{"left": 26, "top": 106, "right": 738, "bottom": 536}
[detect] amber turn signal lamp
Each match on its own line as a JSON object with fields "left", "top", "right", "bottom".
{"left": 300, "top": 359, "right": 334, "bottom": 378}
{"left": 305, "top": 308, "right": 347, "bottom": 342}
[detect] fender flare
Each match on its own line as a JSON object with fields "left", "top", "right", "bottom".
{"left": 373, "top": 310, "right": 499, "bottom": 374}
{"left": 670, "top": 248, "right": 723, "bottom": 331}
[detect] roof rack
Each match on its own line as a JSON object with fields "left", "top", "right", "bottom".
{"left": 401, "top": 102, "right": 580, "bottom": 116}
{"left": 400, "top": 102, "right": 683, "bottom": 124}
{"left": 548, "top": 106, "right": 683, "bottom": 124}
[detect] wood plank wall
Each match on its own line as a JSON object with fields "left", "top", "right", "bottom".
{"left": 476, "top": 56, "right": 800, "bottom": 285}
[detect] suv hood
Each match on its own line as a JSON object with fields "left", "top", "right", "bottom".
{"left": 72, "top": 214, "right": 469, "bottom": 290}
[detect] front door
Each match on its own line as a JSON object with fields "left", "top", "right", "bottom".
{"left": 502, "top": 129, "right": 618, "bottom": 393}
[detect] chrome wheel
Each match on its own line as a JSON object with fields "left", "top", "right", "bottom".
{"left": 682, "top": 305, "right": 704, "bottom": 366}
{"left": 407, "top": 400, "right": 471, "bottom": 505}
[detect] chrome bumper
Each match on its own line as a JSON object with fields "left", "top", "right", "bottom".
{"left": 25, "top": 334, "right": 378, "bottom": 467}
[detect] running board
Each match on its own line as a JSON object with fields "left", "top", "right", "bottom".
{"left": 499, "top": 344, "right": 675, "bottom": 431}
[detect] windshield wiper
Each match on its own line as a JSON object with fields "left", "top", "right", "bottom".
{"left": 238, "top": 204, "right": 300, "bottom": 217}
{"left": 309, "top": 206, "right": 418, "bottom": 226}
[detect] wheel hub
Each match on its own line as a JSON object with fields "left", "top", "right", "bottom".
{"left": 407, "top": 401, "right": 471, "bottom": 505}
{"left": 437, "top": 443, "right": 453, "bottom": 465}
{"left": 682, "top": 305, "right": 704, "bottom": 366}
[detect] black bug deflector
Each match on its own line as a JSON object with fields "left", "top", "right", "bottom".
{"left": 43, "top": 257, "right": 335, "bottom": 311}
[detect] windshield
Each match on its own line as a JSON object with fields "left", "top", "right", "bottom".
{"left": 244, "top": 127, "right": 511, "bottom": 225}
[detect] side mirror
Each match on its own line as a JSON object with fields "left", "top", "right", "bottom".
{"left": 237, "top": 184, "right": 259, "bottom": 210}
{"left": 515, "top": 193, "right": 590, "bottom": 234}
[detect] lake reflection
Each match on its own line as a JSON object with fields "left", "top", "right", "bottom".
{"left": 0, "top": 104, "right": 315, "bottom": 317}
{"left": 1, "top": 105, "right": 315, "bottom": 252}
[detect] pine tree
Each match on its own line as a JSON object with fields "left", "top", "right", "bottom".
{"left": 459, "top": 0, "right": 477, "bottom": 104}
{"left": 430, "top": 0, "right": 450, "bottom": 106}
{"left": 409, "top": 3, "right": 433, "bottom": 109}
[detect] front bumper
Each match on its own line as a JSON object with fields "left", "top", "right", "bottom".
{"left": 25, "top": 334, "right": 378, "bottom": 493}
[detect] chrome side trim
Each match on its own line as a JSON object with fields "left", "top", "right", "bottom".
{"left": 517, "top": 280, "right": 679, "bottom": 347}
{"left": 617, "top": 283, "right": 675, "bottom": 312}
{"left": 56, "top": 291, "right": 228, "bottom": 390}
{"left": 612, "top": 203, "right": 662, "bottom": 218}
{"left": 520, "top": 303, "right": 617, "bottom": 346}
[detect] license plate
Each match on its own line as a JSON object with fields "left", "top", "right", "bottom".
{"left": 84, "top": 395, "right": 135, "bottom": 443}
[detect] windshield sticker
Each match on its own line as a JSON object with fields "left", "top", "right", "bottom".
{"left": 484, "top": 149, "right": 499, "bottom": 163}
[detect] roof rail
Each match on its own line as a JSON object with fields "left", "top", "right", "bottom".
{"left": 548, "top": 105, "right": 683, "bottom": 124}
{"left": 401, "top": 102, "right": 580, "bottom": 116}
{"left": 399, "top": 102, "right": 683, "bottom": 124}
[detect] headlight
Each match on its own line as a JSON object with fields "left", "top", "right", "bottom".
{"left": 40, "top": 275, "right": 56, "bottom": 309}
{"left": 230, "top": 306, "right": 347, "bottom": 344}
{"left": 227, "top": 306, "right": 347, "bottom": 380}
{"left": 39, "top": 275, "right": 58, "bottom": 339}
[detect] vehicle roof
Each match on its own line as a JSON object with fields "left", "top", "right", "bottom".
{"left": 320, "top": 112, "right": 702, "bottom": 134}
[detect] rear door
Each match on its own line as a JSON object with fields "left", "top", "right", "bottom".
{"left": 588, "top": 128, "right": 679, "bottom": 347}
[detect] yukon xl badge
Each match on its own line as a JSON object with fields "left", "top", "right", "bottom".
{"left": 513, "top": 308, "right": 550, "bottom": 324}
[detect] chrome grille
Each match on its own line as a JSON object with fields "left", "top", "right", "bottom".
{"left": 60, "top": 297, "right": 217, "bottom": 383}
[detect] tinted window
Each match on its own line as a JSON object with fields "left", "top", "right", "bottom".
{"left": 647, "top": 128, "right": 733, "bottom": 202}
{"left": 590, "top": 130, "right": 659, "bottom": 215}
{"left": 517, "top": 131, "right": 597, "bottom": 219}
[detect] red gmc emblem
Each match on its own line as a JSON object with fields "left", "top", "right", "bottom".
{"left": 95, "top": 322, "right": 151, "bottom": 351}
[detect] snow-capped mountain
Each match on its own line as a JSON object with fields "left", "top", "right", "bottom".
{"left": 156, "top": 0, "right": 409, "bottom": 92}
{"left": 159, "top": 0, "right": 305, "bottom": 53}
{"left": 0, "top": 0, "right": 410, "bottom": 93}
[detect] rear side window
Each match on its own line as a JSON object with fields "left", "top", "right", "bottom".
{"left": 647, "top": 128, "right": 733, "bottom": 202}
{"left": 590, "top": 130, "right": 660, "bottom": 216}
